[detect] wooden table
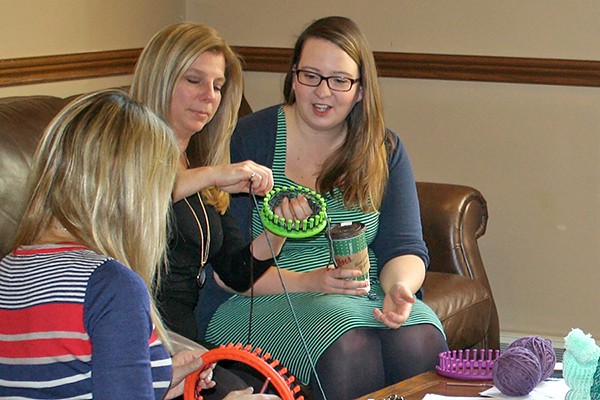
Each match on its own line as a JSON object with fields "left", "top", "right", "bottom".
{"left": 355, "top": 370, "right": 493, "bottom": 399}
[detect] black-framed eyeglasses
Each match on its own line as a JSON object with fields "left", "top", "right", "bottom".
{"left": 293, "top": 69, "right": 360, "bottom": 92}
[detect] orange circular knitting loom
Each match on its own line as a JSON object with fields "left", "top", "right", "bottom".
{"left": 184, "top": 343, "right": 305, "bottom": 400}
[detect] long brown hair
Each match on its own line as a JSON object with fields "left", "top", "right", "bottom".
{"left": 283, "top": 16, "right": 393, "bottom": 212}
{"left": 130, "top": 22, "right": 244, "bottom": 213}
{"left": 13, "top": 89, "right": 179, "bottom": 348}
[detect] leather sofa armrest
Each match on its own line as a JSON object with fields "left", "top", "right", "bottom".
{"left": 417, "top": 181, "right": 499, "bottom": 349}
{"left": 417, "top": 182, "right": 488, "bottom": 280}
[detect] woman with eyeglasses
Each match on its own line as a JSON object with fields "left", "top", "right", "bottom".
{"left": 202, "top": 16, "right": 449, "bottom": 400}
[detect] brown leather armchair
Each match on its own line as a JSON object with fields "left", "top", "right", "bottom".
{"left": 0, "top": 93, "right": 499, "bottom": 351}
{"left": 417, "top": 182, "right": 499, "bottom": 350}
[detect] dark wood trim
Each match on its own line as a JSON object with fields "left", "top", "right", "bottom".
{"left": 232, "top": 46, "right": 292, "bottom": 73}
{"left": 234, "top": 46, "right": 600, "bottom": 87}
{"left": 2, "top": 46, "right": 600, "bottom": 88}
{"left": 375, "top": 52, "right": 600, "bottom": 87}
{"left": 0, "top": 49, "right": 142, "bottom": 87}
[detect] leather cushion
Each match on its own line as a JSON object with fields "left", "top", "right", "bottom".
{"left": 422, "top": 271, "right": 492, "bottom": 349}
{"left": 0, "top": 96, "right": 70, "bottom": 256}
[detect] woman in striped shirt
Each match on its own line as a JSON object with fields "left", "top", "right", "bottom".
{"left": 0, "top": 90, "right": 220, "bottom": 399}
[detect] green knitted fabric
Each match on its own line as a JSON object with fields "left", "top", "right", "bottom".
{"left": 591, "top": 357, "right": 600, "bottom": 400}
{"left": 564, "top": 328, "right": 600, "bottom": 400}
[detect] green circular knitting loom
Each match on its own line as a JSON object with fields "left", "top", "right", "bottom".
{"left": 260, "top": 185, "right": 328, "bottom": 239}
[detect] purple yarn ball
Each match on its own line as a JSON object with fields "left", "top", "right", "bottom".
{"left": 507, "top": 335, "right": 557, "bottom": 380}
{"left": 493, "top": 347, "right": 542, "bottom": 396}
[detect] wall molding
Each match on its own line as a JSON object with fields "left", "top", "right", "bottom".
{"left": 2, "top": 46, "right": 600, "bottom": 88}
{"left": 0, "top": 49, "right": 141, "bottom": 88}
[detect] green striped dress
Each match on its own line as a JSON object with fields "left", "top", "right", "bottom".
{"left": 206, "top": 108, "right": 444, "bottom": 384}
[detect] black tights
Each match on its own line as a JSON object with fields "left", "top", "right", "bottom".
{"left": 309, "top": 324, "right": 448, "bottom": 400}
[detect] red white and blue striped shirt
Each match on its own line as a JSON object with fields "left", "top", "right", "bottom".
{"left": 0, "top": 243, "right": 172, "bottom": 399}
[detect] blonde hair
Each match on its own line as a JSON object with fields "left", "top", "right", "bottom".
{"left": 13, "top": 89, "right": 179, "bottom": 348}
{"left": 130, "top": 22, "right": 244, "bottom": 213}
{"left": 283, "top": 16, "right": 392, "bottom": 212}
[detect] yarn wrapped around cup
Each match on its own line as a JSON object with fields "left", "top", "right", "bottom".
{"left": 493, "top": 346, "right": 542, "bottom": 396}
{"left": 507, "top": 335, "right": 557, "bottom": 380}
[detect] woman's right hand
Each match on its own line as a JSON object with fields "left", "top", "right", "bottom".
{"left": 173, "top": 160, "right": 273, "bottom": 202}
{"left": 212, "top": 161, "right": 273, "bottom": 196}
{"left": 239, "top": 265, "right": 369, "bottom": 297}
{"left": 223, "top": 387, "right": 281, "bottom": 399}
{"left": 300, "top": 266, "right": 370, "bottom": 296}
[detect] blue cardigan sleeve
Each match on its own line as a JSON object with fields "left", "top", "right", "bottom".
{"left": 371, "top": 131, "right": 429, "bottom": 271}
{"left": 85, "top": 260, "right": 172, "bottom": 399}
{"left": 229, "top": 105, "right": 279, "bottom": 242}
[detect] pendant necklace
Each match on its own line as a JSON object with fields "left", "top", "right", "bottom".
{"left": 182, "top": 153, "right": 210, "bottom": 288}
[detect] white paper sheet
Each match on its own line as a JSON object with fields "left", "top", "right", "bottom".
{"left": 421, "top": 378, "right": 568, "bottom": 400}
{"left": 480, "top": 378, "right": 568, "bottom": 399}
{"left": 423, "top": 395, "right": 482, "bottom": 400}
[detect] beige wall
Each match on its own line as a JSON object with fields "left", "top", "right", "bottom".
{"left": 1, "top": 0, "right": 599, "bottom": 341}
{"left": 0, "top": 0, "right": 186, "bottom": 97}
{"left": 189, "top": 0, "right": 600, "bottom": 340}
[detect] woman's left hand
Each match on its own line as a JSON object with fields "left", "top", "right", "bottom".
{"left": 272, "top": 194, "right": 313, "bottom": 225}
{"left": 164, "top": 350, "right": 215, "bottom": 399}
{"left": 372, "top": 282, "right": 415, "bottom": 329}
